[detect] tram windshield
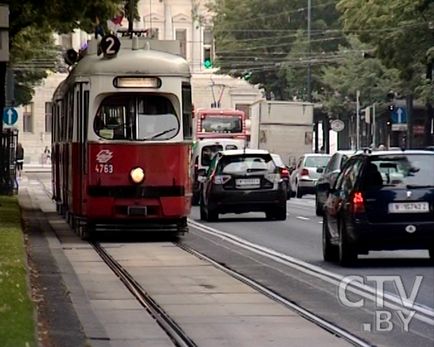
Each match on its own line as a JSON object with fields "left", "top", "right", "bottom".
{"left": 94, "top": 94, "right": 179, "bottom": 140}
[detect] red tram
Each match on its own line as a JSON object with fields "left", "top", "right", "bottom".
{"left": 52, "top": 35, "right": 193, "bottom": 238}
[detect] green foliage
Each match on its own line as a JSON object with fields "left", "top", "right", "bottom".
{"left": 0, "top": 196, "right": 36, "bottom": 347}
{"left": 336, "top": 0, "right": 434, "bottom": 89}
{"left": 210, "top": 0, "right": 344, "bottom": 100}
{"left": 319, "top": 36, "right": 401, "bottom": 119}
{"left": 9, "top": 0, "right": 131, "bottom": 106}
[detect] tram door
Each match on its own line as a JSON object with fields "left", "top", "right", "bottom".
{"left": 73, "top": 82, "right": 89, "bottom": 216}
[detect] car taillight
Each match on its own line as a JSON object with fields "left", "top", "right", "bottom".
{"left": 280, "top": 168, "right": 289, "bottom": 177}
{"left": 301, "top": 168, "right": 309, "bottom": 176}
{"left": 214, "top": 175, "right": 231, "bottom": 184}
{"left": 351, "top": 192, "right": 365, "bottom": 214}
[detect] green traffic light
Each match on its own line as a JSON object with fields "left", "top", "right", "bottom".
{"left": 203, "top": 59, "right": 212, "bottom": 69}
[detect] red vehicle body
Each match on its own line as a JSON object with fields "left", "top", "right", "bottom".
{"left": 194, "top": 108, "right": 249, "bottom": 141}
{"left": 51, "top": 36, "right": 193, "bottom": 238}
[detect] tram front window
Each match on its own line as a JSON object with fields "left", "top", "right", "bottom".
{"left": 94, "top": 95, "right": 179, "bottom": 140}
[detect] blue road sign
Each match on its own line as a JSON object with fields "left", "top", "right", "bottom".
{"left": 391, "top": 106, "right": 407, "bottom": 124}
{"left": 3, "top": 107, "right": 18, "bottom": 126}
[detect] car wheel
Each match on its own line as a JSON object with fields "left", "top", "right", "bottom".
{"left": 265, "top": 210, "right": 274, "bottom": 220}
{"left": 428, "top": 247, "right": 434, "bottom": 262}
{"left": 315, "top": 195, "right": 323, "bottom": 216}
{"left": 191, "top": 191, "right": 200, "bottom": 206}
{"left": 322, "top": 218, "right": 338, "bottom": 262}
{"left": 207, "top": 207, "right": 219, "bottom": 222}
{"left": 338, "top": 221, "right": 357, "bottom": 266}
{"left": 296, "top": 184, "right": 303, "bottom": 198}
{"left": 199, "top": 200, "right": 207, "bottom": 221}
{"left": 275, "top": 204, "right": 287, "bottom": 220}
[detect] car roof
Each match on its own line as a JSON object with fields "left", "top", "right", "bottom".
{"left": 365, "top": 150, "right": 434, "bottom": 156}
{"left": 220, "top": 149, "right": 270, "bottom": 156}
{"left": 302, "top": 153, "right": 331, "bottom": 157}
{"left": 194, "top": 138, "right": 245, "bottom": 146}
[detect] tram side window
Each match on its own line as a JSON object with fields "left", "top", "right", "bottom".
{"left": 182, "top": 83, "right": 193, "bottom": 139}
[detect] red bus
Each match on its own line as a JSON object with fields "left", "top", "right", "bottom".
{"left": 195, "top": 108, "right": 249, "bottom": 141}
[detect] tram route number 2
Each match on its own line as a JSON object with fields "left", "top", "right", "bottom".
{"left": 95, "top": 163, "right": 114, "bottom": 174}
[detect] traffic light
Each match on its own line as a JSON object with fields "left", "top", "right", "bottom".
{"left": 203, "top": 47, "right": 212, "bottom": 69}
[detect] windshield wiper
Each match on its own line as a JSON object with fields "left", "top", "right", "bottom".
{"left": 146, "top": 128, "right": 176, "bottom": 140}
{"left": 406, "top": 184, "right": 434, "bottom": 189}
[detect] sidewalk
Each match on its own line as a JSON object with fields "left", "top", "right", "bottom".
{"left": 23, "top": 164, "right": 52, "bottom": 173}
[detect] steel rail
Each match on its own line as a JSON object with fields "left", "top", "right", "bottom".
{"left": 92, "top": 242, "right": 197, "bottom": 347}
{"left": 177, "top": 242, "right": 373, "bottom": 347}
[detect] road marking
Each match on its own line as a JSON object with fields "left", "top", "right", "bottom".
{"left": 188, "top": 218, "right": 434, "bottom": 325}
{"left": 296, "top": 216, "right": 310, "bottom": 221}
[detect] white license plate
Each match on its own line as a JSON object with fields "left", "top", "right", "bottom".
{"left": 388, "top": 202, "right": 430, "bottom": 213}
{"left": 236, "top": 178, "right": 260, "bottom": 187}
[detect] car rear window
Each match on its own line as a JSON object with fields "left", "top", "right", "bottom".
{"left": 201, "top": 145, "right": 223, "bottom": 166}
{"left": 368, "top": 154, "right": 434, "bottom": 187}
{"left": 217, "top": 155, "right": 276, "bottom": 174}
{"left": 304, "top": 156, "right": 331, "bottom": 168}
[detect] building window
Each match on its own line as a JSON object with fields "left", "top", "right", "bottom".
{"left": 23, "top": 103, "right": 33, "bottom": 133}
{"left": 45, "top": 102, "right": 52, "bottom": 132}
{"left": 235, "top": 104, "right": 250, "bottom": 118}
{"left": 176, "top": 29, "right": 187, "bottom": 58}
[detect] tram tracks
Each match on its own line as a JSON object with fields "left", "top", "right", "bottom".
{"left": 92, "top": 239, "right": 371, "bottom": 347}
{"left": 91, "top": 242, "right": 198, "bottom": 347}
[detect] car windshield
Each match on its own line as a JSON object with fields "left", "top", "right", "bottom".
{"left": 94, "top": 94, "right": 179, "bottom": 141}
{"left": 304, "top": 155, "right": 331, "bottom": 168}
{"left": 217, "top": 155, "right": 276, "bottom": 175}
{"left": 271, "top": 154, "right": 285, "bottom": 167}
{"left": 368, "top": 154, "right": 434, "bottom": 187}
{"left": 201, "top": 145, "right": 223, "bottom": 166}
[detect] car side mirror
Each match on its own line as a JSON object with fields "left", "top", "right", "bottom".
{"left": 316, "top": 167, "right": 324, "bottom": 173}
{"left": 197, "top": 175, "right": 207, "bottom": 184}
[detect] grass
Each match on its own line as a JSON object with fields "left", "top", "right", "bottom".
{"left": 0, "top": 196, "right": 36, "bottom": 347}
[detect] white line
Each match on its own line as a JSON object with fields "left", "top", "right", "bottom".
{"left": 296, "top": 216, "right": 310, "bottom": 221}
{"left": 188, "top": 219, "right": 434, "bottom": 325}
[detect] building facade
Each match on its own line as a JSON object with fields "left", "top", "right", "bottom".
{"left": 14, "top": 0, "right": 262, "bottom": 164}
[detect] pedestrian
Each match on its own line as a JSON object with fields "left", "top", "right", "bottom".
{"left": 43, "top": 146, "right": 51, "bottom": 165}
{"left": 16, "top": 143, "right": 24, "bottom": 177}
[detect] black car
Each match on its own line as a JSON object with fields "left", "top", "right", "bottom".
{"left": 199, "top": 149, "right": 287, "bottom": 221}
{"left": 315, "top": 150, "right": 357, "bottom": 216}
{"left": 322, "top": 150, "right": 434, "bottom": 265}
{"left": 271, "top": 153, "right": 291, "bottom": 199}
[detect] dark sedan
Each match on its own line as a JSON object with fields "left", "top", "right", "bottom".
{"left": 315, "top": 150, "right": 358, "bottom": 216}
{"left": 322, "top": 150, "right": 434, "bottom": 266}
{"left": 199, "top": 149, "right": 287, "bottom": 221}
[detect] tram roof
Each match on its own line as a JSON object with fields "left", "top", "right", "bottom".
{"left": 67, "top": 38, "right": 190, "bottom": 78}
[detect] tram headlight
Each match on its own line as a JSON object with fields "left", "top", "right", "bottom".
{"left": 130, "top": 167, "right": 145, "bottom": 184}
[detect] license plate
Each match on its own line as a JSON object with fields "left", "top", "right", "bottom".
{"left": 128, "top": 206, "right": 147, "bottom": 216}
{"left": 236, "top": 178, "right": 260, "bottom": 187}
{"left": 388, "top": 202, "right": 430, "bottom": 213}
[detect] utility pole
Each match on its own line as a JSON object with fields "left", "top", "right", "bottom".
{"left": 372, "top": 102, "right": 376, "bottom": 148}
{"left": 356, "top": 90, "right": 360, "bottom": 150}
{"left": 307, "top": 0, "right": 311, "bottom": 103}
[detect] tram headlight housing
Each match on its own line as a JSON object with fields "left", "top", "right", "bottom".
{"left": 130, "top": 167, "right": 145, "bottom": 184}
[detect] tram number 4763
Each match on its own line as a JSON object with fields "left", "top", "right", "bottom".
{"left": 95, "top": 163, "right": 114, "bottom": 174}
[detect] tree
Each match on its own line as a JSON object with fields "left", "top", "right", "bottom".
{"left": 9, "top": 0, "right": 128, "bottom": 106}
{"left": 336, "top": 0, "right": 434, "bottom": 96}
{"left": 319, "top": 36, "right": 401, "bottom": 119}
{"left": 210, "top": 0, "right": 344, "bottom": 100}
